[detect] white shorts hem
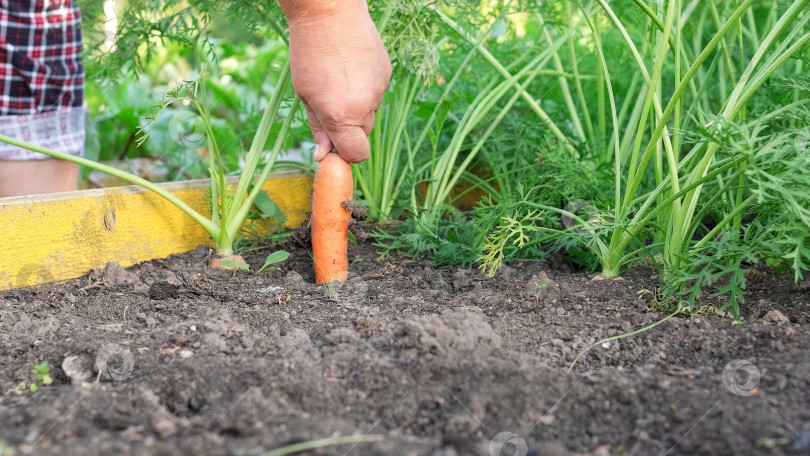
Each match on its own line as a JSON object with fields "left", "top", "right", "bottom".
{"left": 0, "top": 106, "right": 86, "bottom": 161}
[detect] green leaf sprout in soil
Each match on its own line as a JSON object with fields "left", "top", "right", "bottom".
{"left": 30, "top": 362, "right": 53, "bottom": 393}
{"left": 258, "top": 250, "right": 290, "bottom": 273}
{"left": 324, "top": 281, "right": 336, "bottom": 300}
{"left": 6, "top": 362, "right": 53, "bottom": 395}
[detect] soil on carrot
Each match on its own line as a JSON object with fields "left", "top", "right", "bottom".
{"left": 1, "top": 242, "right": 809, "bottom": 456}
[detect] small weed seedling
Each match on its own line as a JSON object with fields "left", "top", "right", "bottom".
{"left": 6, "top": 362, "right": 53, "bottom": 394}
{"left": 30, "top": 362, "right": 53, "bottom": 392}
{"left": 258, "top": 250, "right": 290, "bottom": 273}
{"left": 324, "top": 281, "right": 336, "bottom": 299}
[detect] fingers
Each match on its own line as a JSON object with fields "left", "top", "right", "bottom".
{"left": 305, "top": 99, "right": 377, "bottom": 163}
{"left": 304, "top": 101, "right": 334, "bottom": 162}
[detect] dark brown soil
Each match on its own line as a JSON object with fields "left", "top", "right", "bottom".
{"left": 1, "top": 242, "right": 809, "bottom": 456}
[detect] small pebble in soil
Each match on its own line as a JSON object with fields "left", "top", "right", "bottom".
{"left": 61, "top": 355, "right": 93, "bottom": 384}
{"left": 257, "top": 285, "right": 282, "bottom": 294}
{"left": 762, "top": 309, "right": 790, "bottom": 325}
{"left": 452, "top": 270, "right": 472, "bottom": 291}
{"left": 151, "top": 418, "right": 177, "bottom": 440}
{"left": 101, "top": 262, "right": 133, "bottom": 285}
{"left": 284, "top": 271, "right": 305, "bottom": 285}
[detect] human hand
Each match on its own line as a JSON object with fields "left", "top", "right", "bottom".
{"left": 280, "top": 0, "right": 392, "bottom": 163}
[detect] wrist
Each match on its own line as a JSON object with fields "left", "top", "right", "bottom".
{"left": 280, "top": 0, "right": 367, "bottom": 25}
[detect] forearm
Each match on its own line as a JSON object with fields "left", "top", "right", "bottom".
{"left": 278, "top": 0, "right": 367, "bottom": 24}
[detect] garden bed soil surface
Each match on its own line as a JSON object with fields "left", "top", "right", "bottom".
{"left": 1, "top": 242, "right": 809, "bottom": 456}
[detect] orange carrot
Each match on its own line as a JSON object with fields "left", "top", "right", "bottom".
{"left": 312, "top": 152, "right": 353, "bottom": 283}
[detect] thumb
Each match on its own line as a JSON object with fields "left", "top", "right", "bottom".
{"left": 326, "top": 126, "right": 371, "bottom": 164}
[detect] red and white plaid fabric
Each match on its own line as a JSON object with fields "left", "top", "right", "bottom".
{"left": 0, "top": 0, "right": 85, "bottom": 160}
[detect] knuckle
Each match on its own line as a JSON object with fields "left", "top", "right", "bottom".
{"left": 319, "top": 101, "right": 372, "bottom": 128}
{"left": 319, "top": 106, "right": 354, "bottom": 128}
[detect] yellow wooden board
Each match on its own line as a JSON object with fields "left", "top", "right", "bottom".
{"left": 0, "top": 172, "right": 312, "bottom": 290}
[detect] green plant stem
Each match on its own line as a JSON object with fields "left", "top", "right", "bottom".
{"left": 402, "top": 23, "right": 489, "bottom": 216}
{"left": 685, "top": 167, "right": 745, "bottom": 241}
{"left": 226, "top": 98, "right": 301, "bottom": 240}
{"left": 577, "top": 1, "right": 622, "bottom": 222}
{"left": 673, "top": 0, "right": 683, "bottom": 159}
{"left": 227, "top": 63, "right": 291, "bottom": 229}
{"left": 604, "top": 157, "right": 743, "bottom": 274}
{"left": 355, "top": 70, "right": 421, "bottom": 222}
{"left": 539, "top": 13, "right": 585, "bottom": 142}
{"left": 418, "top": 14, "right": 583, "bottom": 220}
{"left": 695, "top": 194, "right": 757, "bottom": 248}
{"left": 423, "top": 34, "right": 567, "bottom": 212}
{"left": 429, "top": 5, "right": 576, "bottom": 154}
{"left": 619, "top": 0, "right": 755, "bottom": 211}
{"left": 261, "top": 435, "right": 384, "bottom": 456}
{"left": 618, "top": 242, "right": 666, "bottom": 268}
{"left": 566, "top": 1, "right": 596, "bottom": 144}
{"left": 192, "top": 98, "right": 226, "bottom": 195}
{"left": 709, "top": 0, "right": 739, "bottom": 86}
{"left": 592, "top": 0, "right": 678, "bottom": 199}
{"left": 600, "top": 0, "right": 757, "bottom": 276}
{"left": 678, "top": 24, "right": 810, "bottom": 255}
{"left": 567, "top": 309, "right": 681, "bottom": 373}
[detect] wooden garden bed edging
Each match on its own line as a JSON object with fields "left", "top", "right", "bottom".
{"left": 0, "top": 171, "right": 312, "bottom": 290}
